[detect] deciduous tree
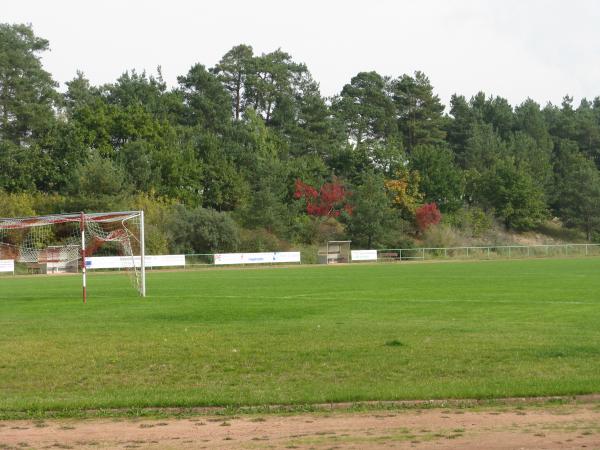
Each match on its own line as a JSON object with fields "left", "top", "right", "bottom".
{"left": 409, "top": 144, "right": 464, "bottom": 212}
{"left": 415, "top": 202, "right": 442, "bottom": 233}
{"left": 294, "top": 178, "right": 352, "bottom": 218}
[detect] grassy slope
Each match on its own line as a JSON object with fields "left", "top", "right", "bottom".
{"left": 1, "top": 258, "right": 600, "bottom": 412}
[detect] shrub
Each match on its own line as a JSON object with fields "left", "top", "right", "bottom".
{"left": 383, "top": 233, "right": 416, "bottom": 250}
{"left": 445, "top": 206, "right": 493, "bottom": 238}
{"left": 297, "top": 244, "right": 319, "bottom": 264}
{"left": 0, "top": 191, "right": 37, "bottom": 217}
{"left": 415, "top": 203, "right": 441, "bottom": 233}
{"left": 130, "top": 193, "right": 178, "bottom": 254}
{"left": 169, "top": 206, "right": 240, "bottom": 254}
{"left": 239, "top": 228, "right": 289, "bottom": 252}
{"left": 290, "top": 215, "right": 346, "bottom": 245}
{"left": 421, "top": 224, "right": 461, "bottom": 248}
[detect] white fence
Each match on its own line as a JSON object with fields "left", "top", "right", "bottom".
{"left": 377, "top": 243, "right": 600, "bottom": 262}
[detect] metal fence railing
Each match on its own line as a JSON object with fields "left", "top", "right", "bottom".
{"left": 376, "top": 243, "right": 600, "bottom": 262}
{"left": 182, "top": 244, "right": 600, "bottom": 268}
{"left": 1, "top": 244, "right": 598, "bottom": 278}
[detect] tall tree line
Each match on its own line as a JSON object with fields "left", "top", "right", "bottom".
{"left": 2, "top": 23, "right": 600, "bottom": 252}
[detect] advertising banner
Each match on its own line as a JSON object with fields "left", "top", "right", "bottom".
{"left": 350, "top": 250, "right": 378, "bottom": 261}
{"left": 272, "top": 252, "right": 302, "bottom": 263}
{"left": 86, "top": 255, "right": 185, "bottom": 269}
{"left": 214, "top": 252, "right": 301, "bottom": 265}
{"left": 0, "top": 259, "right": 14, "bottom": 273}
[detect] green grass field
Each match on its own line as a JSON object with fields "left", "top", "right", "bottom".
{"left": 2, "top": 258, "right": 600, "bottom": 415}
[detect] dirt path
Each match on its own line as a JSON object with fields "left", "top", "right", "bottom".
{"left": 2, "top": 402, "right": 600, "bottom": 449}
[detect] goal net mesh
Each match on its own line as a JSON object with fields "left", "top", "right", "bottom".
{"left": 0, "top": 211, "right": 142, "bottom": 292}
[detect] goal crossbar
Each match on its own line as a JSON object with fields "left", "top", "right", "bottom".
{"left": 0, "top": 211, "right": 142, "bottom": 228}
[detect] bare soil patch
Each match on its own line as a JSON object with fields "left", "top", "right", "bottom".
{"left": 2, "top": 402, "right": 600, "bottom": 449}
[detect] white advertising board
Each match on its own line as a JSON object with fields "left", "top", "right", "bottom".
{"left": 0, "top": 259, "right": 15, "bottom": 273}
{"left": 351, "top": 250, "right": 378, "bottom": 261}
{"left": 143, "top": 255, "right": 185, "bottom": 268}
{"left": 86, "top": 255, "right": 185, "bottom": 269}
{"left": 214, "top": 252, "right": 301, "bottom": 265}
{"left": 273, "top": 252, "right": 302, "bottom": 263}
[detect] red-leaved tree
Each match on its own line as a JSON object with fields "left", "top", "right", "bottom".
{"left": 294, "top": 178, "right": 352, "bottom": 217}
{"left": 415, "top": 202, "right": 441, "bottom": 233}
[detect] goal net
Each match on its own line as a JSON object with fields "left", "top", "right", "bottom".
{"left": 0, "top": 211, "right": 146, "bottom": 300}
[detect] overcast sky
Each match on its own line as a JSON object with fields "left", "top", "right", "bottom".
{"left": 4, "top": 0, "right": 600, "bottom": 108}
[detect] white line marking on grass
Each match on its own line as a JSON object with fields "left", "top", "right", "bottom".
{"left": 149, "top": 294, "right": 589, "bottom": 305}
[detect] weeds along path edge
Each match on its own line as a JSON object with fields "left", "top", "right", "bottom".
{"left": 2, "top": 393, "right": 600, "bottom": 421}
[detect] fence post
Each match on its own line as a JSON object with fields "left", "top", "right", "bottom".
{"left": 586, "top": 244, "right": 589, "bottom": 256}
{"left": 527, "top": 246, "right": 530, "bottom": 257}
{"left": 508, "top": 247, "right": 511, "bottom": 258}
{"left": 444, "top": 248, "right": 447, "bottom": 258}
{"left": 399, "top": 249, "right": 402, "bottom": 261}
{"left": 487, "top": 247, "right": 490, "bottom": 259}
{"left": 422, "top": 248, "right": 425, "bottom": 260}
{"left": 466, "top": 247, "right": 469, "bottom": 257}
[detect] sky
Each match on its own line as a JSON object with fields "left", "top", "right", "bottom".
{"left": 4, "top": 0, "right": 600, "bottom": 108}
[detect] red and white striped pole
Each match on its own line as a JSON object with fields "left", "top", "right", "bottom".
{"left": 81, "top": 212, "right": 87, "bottom": 304}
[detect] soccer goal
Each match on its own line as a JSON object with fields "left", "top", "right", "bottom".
{"left": 318, "top": 240, "right": 351, "bottom": 264}
{"left": 0, "top": 211, "right": 146, "bottom": 301}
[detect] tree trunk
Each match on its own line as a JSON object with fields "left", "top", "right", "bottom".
{"left": 266, "top": 100, "right": 272, "bottom": 123}
{"left": 586, "top": 220, "right": 592, "bottom": 241}
{"left": 1, "top": 80, "right": 8, "bottom": 135}
{"left": 235, "top": 72, "right": 241, "bottom": 120}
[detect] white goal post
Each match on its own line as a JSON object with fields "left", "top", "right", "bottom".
{"left": 0, "top": 210, "right": 146, "bottom": 301}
